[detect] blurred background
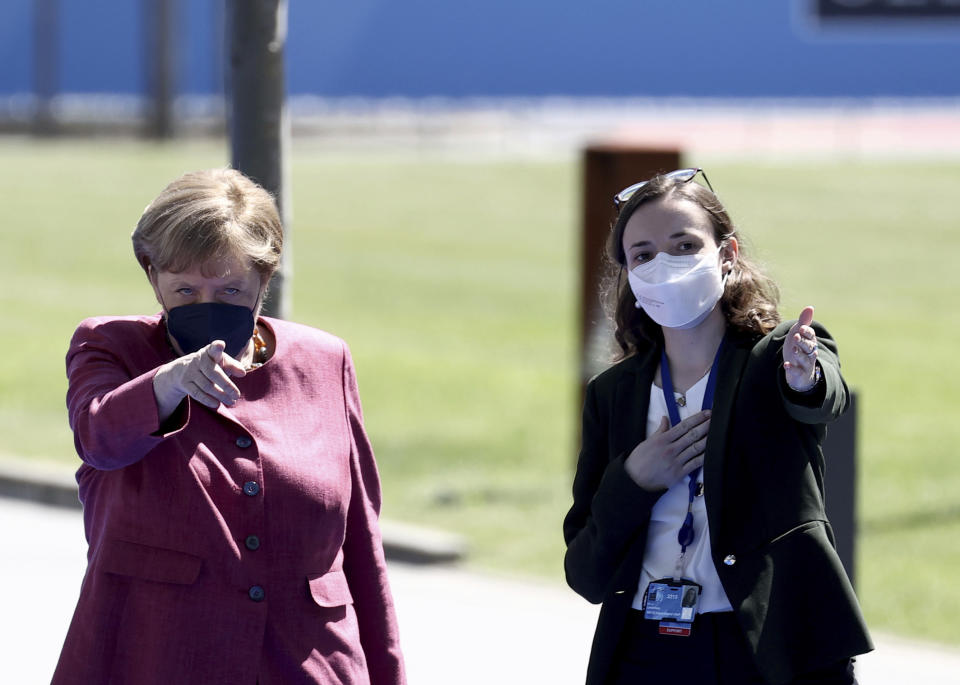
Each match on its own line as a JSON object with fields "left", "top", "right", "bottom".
{"left": 1, "top": 0, "right": 959, "bottom": 666}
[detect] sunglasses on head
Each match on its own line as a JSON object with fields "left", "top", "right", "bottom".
{"left": 613, "top": 167, "right": 714, "bottom": 210}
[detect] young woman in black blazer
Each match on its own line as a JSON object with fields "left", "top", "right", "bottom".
{"left": 563, "top": 169, "right": 872, "bottom": 685}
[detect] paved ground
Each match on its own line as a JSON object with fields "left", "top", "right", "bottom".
{"left": 282, "top": 98, "right": 960, "bottom": 160}
{"left": 28, "top": 97, "right": 952, "bottom": 160}
{"left": 3, "top": 497, "right": 960, "bottom": 684}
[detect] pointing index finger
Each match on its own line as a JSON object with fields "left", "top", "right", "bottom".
{"left": 220, "top": 351, "right": 247, "bottom": 378}
{"left": 205, "top": 340, "right": 226, "bottom": 362}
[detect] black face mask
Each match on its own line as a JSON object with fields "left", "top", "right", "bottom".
{"left": 165, "top": 302, "right": 255, "bottom": 358}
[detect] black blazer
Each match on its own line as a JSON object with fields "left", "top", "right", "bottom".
{"left": 563, "top": 321, "right": 872, "bottom": 685}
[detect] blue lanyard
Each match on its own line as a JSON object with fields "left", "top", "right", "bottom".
{"left": 660, "top": 339, "right": 725, "bottom": 557}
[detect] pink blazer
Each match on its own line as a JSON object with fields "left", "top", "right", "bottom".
{"left": 53, "top": 314, "right": 405, "bottom": 685}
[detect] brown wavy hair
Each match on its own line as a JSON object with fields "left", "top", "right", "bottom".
{"left": 603, "top": 173, "right": 781, "bottom": 358}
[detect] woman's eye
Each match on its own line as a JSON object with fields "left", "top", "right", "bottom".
{"left": 176, "top": 288, "right": 194, "bottom": 296}
{"left": 223, "top": 288, "right": 240, "bottom": 296}
{"left": 678, "top": 242, "right": 695, "bottom": 252}
{"left": 632, "top": 252, "right": 651, "bottom": 265}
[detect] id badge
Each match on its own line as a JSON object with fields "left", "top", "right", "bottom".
{"left": 642, "top": 579, "right": 701, "bottom": 636}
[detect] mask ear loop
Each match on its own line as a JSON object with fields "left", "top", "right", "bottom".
{"left": 250, "top": 278, "right": 269, "bottom": 325}
{"left": 249, "top": 284, "right": 271, "bottom": 365}
{"left": 718, "top": 239, "right": 736, "bottom": 285}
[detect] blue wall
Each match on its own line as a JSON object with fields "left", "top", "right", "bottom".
{"left": 2, "top": 0, "right": 958, "bottom": 98}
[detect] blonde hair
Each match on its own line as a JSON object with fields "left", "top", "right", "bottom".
{"left": 132, "top": 168, "right": 283, "bottom": 279}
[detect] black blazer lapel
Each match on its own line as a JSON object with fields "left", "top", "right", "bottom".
{"left": 606, "top": 347, "right": 659, "bottom": 597}
{"left": 704, "top": 335, "right": 751, "bottom": 551}
{"left": 609, "top": 347, "right": 658, "bottom": 460}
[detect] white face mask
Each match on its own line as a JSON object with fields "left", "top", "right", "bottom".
{"left": 627, "top": 246, "right": 726, "bottom": 329}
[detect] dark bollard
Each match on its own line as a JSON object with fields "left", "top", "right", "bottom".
{"left": 580, "top": 145, "right": 681, "bottom": 383}
{"left": 823, "top": 390, "right": 859, "bottom": 586}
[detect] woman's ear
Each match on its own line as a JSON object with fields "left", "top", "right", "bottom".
{"left": 720, "top": 237, "right": 739, "bottom": 275}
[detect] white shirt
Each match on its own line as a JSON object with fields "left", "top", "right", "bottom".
{"left": 632, "top": 372, "right": 734, "bottom": 613}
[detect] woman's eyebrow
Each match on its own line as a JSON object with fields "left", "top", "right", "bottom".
{"left": 171, "top": 278, "right": 198, "bottom": 288}
{"left": 628, "top": 230, "right": 693, "bottom": 249}
{"left": 222, "top": 278, "right": 248, "bottom": 287}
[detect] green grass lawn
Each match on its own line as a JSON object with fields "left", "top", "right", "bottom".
{"left": 1, "top": 138, "right": 958, "bottom": 646}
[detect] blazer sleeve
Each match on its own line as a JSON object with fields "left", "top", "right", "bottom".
{"left": 66, "top": 319, "right": 188, "bottom": 471}
{"left": 339, "top": 342, "right": 406, "bottom": 685}
{"left": 563, "top": 378, "right": 662, "bottom": 604}
{"left": 774, "top": 320, "right": 850, "bottom": 425}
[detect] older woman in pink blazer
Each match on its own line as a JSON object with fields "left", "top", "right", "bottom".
{"left": 53, "top": 169, "right": 405, "bottom": 685}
